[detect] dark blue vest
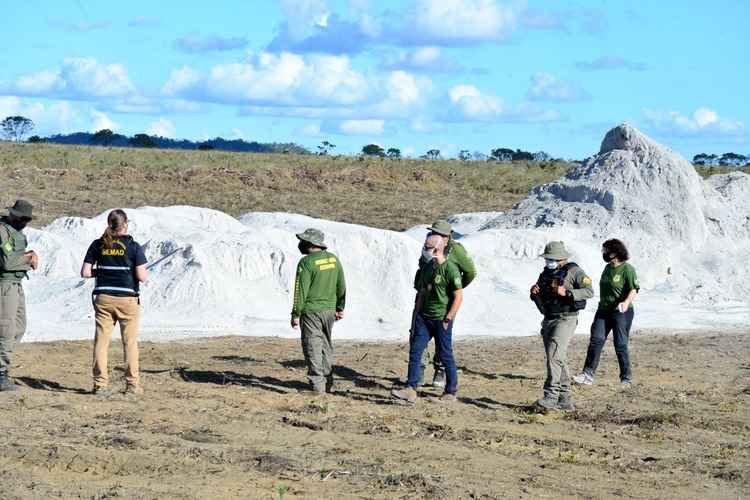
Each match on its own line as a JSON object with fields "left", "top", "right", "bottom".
{"left": 93, "top": 235, "right": 139, "bottom": 297}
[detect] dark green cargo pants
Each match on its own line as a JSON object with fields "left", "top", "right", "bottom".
{"left": 0, "top": 282, "right": 26, "bottom": 374}
{"left": 300, "top": 310, "right": 336, "bottom": 391}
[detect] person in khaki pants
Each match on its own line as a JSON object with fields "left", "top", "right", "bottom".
{"left": 80, "top": 209, "right": 148, "bottom": 397}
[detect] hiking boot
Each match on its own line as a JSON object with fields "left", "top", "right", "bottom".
{"left": 432, "top": 369, "right": 446, "bottom": 389}
{"left": 535, "top": 396, "right": 559, "bottom": 411}
{"left": 391, "top": 386, "right": 417, "bottom": 403}
{"left": 124, "top": 385, "right": 144, "bottom": 396}
{"left": 573, "top": 372, "right": 594, "bottom": 386}
{"left": 619, "top": 380, "right": 632, "bottom": 391}
{"left": 311, "top": 383, "right": 326, "bottom": 395}
{"left": 557, "top": 394, "right": 575, "bottom": 411}
{"left": 433, "top": 393, "right": 457, "bottom": 405}
{"left": 325, "top": 375, "right": 335, "bottom": 394}
{"left": 92, "top": 386, "right": 115, "bottom": 398}
{"left": 0, "top": 373, "right": 18, "bottom": 392}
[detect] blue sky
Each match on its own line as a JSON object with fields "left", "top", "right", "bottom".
{"left": 1, "top": 0, "right": 747, "bottom": 159}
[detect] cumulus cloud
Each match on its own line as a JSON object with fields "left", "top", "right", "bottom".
{"left": 379, "top": 47, "right": 461, "bottom": 73}
{"left": 0, "top": 96, "right": 80, "bottom": 135}
{"left": 2, "top": 58, "right": 136, "bottom": 100}
{"left": 337, "top": 119, "right": 385, "bottom": 135}
{"left": 527, "top": 72, "right": 590, "bottom": 102}
{"left": 162, "top": 52, "right": 372, "bottom": 107}
{"left": 642, "top": 107, "right": 745, "bottom": 137}
{"left": 446, "top": 84, "right": 560, "bottom": 123}
{"left": 574, "top": 56, "right": 647, "bottom": 71}
{"left": 521, "top": 8, "right": 567, "bottom": 30}
{"left": 90, "top": 109, "right": 119, "bottom": 132}
{"left": 146, "top": 117, "right": 176, "bottom": 138}
{"left": 397, "top": 0, "right": 523, "bottom": 46}
{"left": 174, "top": 34, "right": 249, "bottom": 54}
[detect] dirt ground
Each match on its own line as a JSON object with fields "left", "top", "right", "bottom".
{"left": 1, "top": 330, "right": 748, "bottom": 499}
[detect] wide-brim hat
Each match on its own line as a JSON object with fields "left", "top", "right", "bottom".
{"left": 428, "top": 219, "right": 452, "bottom": 236}
{"left": 7, "top": 199, "right": 33, "bottom": 220}
{"left": 295, "top": 228, "right": 327, "bottom": 249}
{"left": 540, "top": 241, "right": 570, "bottom": 260}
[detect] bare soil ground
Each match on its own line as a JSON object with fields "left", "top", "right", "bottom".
{"left": 1, "top": 330, "right": 748, "bottom": 499}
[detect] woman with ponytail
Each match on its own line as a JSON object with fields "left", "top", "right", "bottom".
{"left": 80, "top": 209, "right": 148, "bottom": 397}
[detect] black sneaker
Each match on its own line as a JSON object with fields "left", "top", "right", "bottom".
{"left": 0, "top": 373, "right": 18, "bottom": 392}
{"left": 325, "top": 375, "right": 335, "bottom": 393}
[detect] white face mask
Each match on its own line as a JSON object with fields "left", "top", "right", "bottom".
{"left": 545, "top": 259, "right": 559, "bottom": 270}
{"left": 422, "top": 248, "right": 435, "bottom": 261}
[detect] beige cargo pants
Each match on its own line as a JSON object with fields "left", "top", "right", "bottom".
{"left": 0, "top": 282, "right": 26, "bottom": 374}
{"left": 92, "top": 294, "right": 141, "bottom": 389}
{"left": 541, "top": 314, "right": 578, "bottom": 398}
{"left": 300, "top": 310, "right": 336, "bottom": 391}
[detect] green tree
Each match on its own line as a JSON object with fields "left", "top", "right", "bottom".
{"left": 1, "top": 116, "right": 34, "bottom": 142}
{"left": 458, "top": 150, "right": 471, "bottom": 161}
{"left": 129, "top": 133, "right": 156, "bottom": 148}
{"left": 362, "top": 144, "right": 385, "bottom": 157}
{"left": 27, "top": 135, "right": 44, "bottom": 143}
{"left": 489, "top": 147, "right": 514, "bottom": 161}
{"left": 91, "top": 129, "right": 115, "bottom": 146}
{"left": 425, "top": 149, "right": 441, "bottom": 160}
{"left": 386, "top": 147, "right": 401, "bottom": 158}
{"left": 317, "top": 140, "right": 336, "bottom": 156}
{"left": 198, "top": 143, "right": 214, "bottom": 150}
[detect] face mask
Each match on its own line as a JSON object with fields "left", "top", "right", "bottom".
{"left": 9, "top": 219, "right": 28, "bottom": 231}
{"left": 545, "top": 259, "right": 558, "bottom": 270}
{"left": 602, "top": 252, "right": 613, "bottom": 263}
{"left": 298, "top": 241, "right": 311, "bottom": 254}
{"left": 422, "top": 248, "right": 435, "bottom": 262}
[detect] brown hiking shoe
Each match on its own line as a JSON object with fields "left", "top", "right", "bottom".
{"left": 391, "top": 386, "right": 417, "bottom": 403}
{"left": 434, "top": 393, "right": 457, "bottom": 404}
{"left": 124, "top": 385, "right": 144, "bottom": 396}
{"left": 92, "top": 386, "right": 114, "bottom": 398}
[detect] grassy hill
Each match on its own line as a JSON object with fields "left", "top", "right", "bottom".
{"left": 1, "top": 142, "right": 746, "bottom": 229}
{"left": 0, "top": 142, "right": 569, "bottom": 229}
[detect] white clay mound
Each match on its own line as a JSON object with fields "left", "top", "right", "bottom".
{"left": 20, "top": 124, "right": 750, "bottom": 342}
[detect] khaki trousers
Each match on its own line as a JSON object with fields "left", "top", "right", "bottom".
{"left": 93, "top": 294, "right": 141, "bottom": 389}
{"left": 0, "top": 282, "right": 26, "bottom": 374}
{"left": 540, "top": 315, "right": 578, "bottom": 398}
{"left": 300, "top": 310, "right": 336, "bottom": 390}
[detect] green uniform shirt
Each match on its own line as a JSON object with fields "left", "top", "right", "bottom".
{"left": 291, "top": 250, "right": 346, "bottom": 317}
{"left": 418, "top": 239, "right": 477, "bottom": 288}
{"left": 0, "top": 218, "right": 31, "bottom": 282}
{"left": 415, "top": 259, "right": 463, "bottom": 320}
{"left": 598, "top": 262, "right": 639, "bottom": 312}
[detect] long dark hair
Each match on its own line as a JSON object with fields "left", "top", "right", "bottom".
{"left": 603, "top": 238, "right": 629, "bottom": 261}
{"left": 102, "top": 209, "right": 128, "bottom": 248}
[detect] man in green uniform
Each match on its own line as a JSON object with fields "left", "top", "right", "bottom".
{"left": 529, "top": 241, "right": 593, "bottom": 411}
{"left": 291, "top": 228, "right": 346, "bottom": 394}
{"left": 0, "top": 200, "right": 39, "bottom": 392}
{"left": 416, "top": 220, "right": 476, "bottom": 388}
{"left": 393, "top": 234, "right": 464, "bottom": 403}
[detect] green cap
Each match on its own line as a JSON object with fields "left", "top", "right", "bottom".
{"left": 296, "top": 228, "right": 327, "bottom": 249}
{"left": 7, "top": 199, "right": 33, "bottom": 220}
{"left": 428, "top": 219, "right": 452, "bottom": 236}
{"left": 540, "top": 241, "right": 570, "bottom": 260}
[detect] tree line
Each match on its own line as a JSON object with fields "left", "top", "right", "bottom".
{"left": 356, "top": 143, "right": 555, "bottom": 162}
{"left": 693, "top": 152, "right": 749, "bottom": 167}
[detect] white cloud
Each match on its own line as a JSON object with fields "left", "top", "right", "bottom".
{"left": 449, "top": 84, "right": 504, "bottom": 119}
{"left": 300, "top": 122, "right": 323, "bottom": 137}
{"left": 379, "top": 46, "right": 461, "bottom": 73}
{"left": 643, "top": 107, "right": 745, "bottom": 137}
{"left": 0, "top": 96, "right": 80, "bottom": 135}
{"left": 90, "top": 109, "right": 119, "bottom": 132}
{"left": 162, "top": 52, "right": 371, "bottom": 107}
{"left": 3, "top": 58, "right": 136, "bottom": 100}
{"left": 147, "top": 118, "right": 176, "bottom": 138}
{"left": 404, "top": 0, "right": 523, "bottom": 45}
{"left": 527, "top": 72, "right": 590, "bottom": 102}
{"left": 173, "top": 34, "right": 249, "bottom": 54}
{"left": 338, "top": 119, "right": 385, "bottom": 135}
{"left": 447, "top": 84, "right": 561, "bottom": 123}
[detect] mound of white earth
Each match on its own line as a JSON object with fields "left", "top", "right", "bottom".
{"left": 20, "top": 124, "right": 750, "bottom": 341}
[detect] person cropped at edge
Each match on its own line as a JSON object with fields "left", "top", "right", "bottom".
{"left": 415, "top": 219, "right": 476, "bottom": 389}
{"left": 393, "top": 234, "right": 464, "bottom": 404}
{"left": 0, "top": 200, "right": 39, "bottom": 392}
{"left": 574, "top": 238, "right": 639, "bottom": 390}
{"left": 290, "top": 228, "right": 346, "bottom": 395}
{"left": 530, "top": 241, "right": 594, "bottom": 411}
{"left": 80, "top": 209, "right": 148, "bottom": 397}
